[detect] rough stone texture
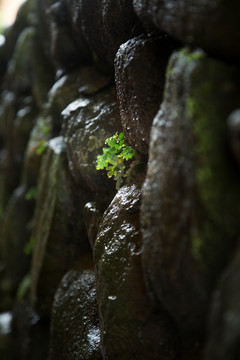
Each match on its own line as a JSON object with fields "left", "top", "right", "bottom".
{"left": 101, "top": 0, "right": 143, "bottom": 66}
{"left": 94, "top": 182, "right": 180, "bottom": 360}
{"left": 141, "top": 48, "right": 240, "bottom": 354}
{"left": 30, "top": 137, "right": 92, "bottom": 318}
{"left": 62, "top": 85, "right": 122, "bottom": 193}
{"left": 0, "top": 0, "right": 240, "bottom": 359}
{"left": 49, "top": 264, "right": 102, "bottom": 360}
{"left": 204, "top": 244, "right": 240, "bottom": 360}
{"left": 68, "top": 0, "right": 143, "bottom": 74}
{"left": 133, "top": 0, "right": 240, "bottom": 60}
{"left": 115, "top": 33, "right": 179, "bottom": 154}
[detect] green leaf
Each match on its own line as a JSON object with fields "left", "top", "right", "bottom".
{"left": 36, "top": 140, "right": 46, "bottom": 155}
{"left": 95, "top": 131, "right": 139, "bottom": 189}
{"left": 25, "top": 187, "right": 37, "bottom": 200}
{"left": 24, "top": 237, "right": 35, "bottom": 255}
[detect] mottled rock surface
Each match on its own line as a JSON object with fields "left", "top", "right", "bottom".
{"left": 0, "top": 0, "right": 240, "bottom": 359}
{"left": 141, "top": 48, "right": 240, "bottom": 353}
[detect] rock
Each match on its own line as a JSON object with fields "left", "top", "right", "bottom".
{"left": 30, "top": 137, "right": 92, "bottom": 318}
{"left": 4, "top": 26, "right": 53, "bottom": 107}
{"left": 141, "top": 48, "right": 240, "bottom": 352}
{"left": 94, "top": 182, "right": 180, "bottom": 360}
{"left": 62, "top": 86, "right": 122, "bottom": 192}
{"left": 101, "top": 0, "right": 143, "bottom": 66}
{"left": 48, "top": 0, "right": 85, "bottom": 77}
{"left": 0, "top": 91, "right": 21, "bottom": 197}
{"left": 0, "top": 0, "right": 37, "bottom": 82}
{"left": 49, "top": 265, "right": 102, "bottom": 360}
{"left": 48, "top": 65, "right": 111, "bottom": 134}
{"left": 6, "top": 27, "right": 36, "bottom": 94}
{"left": 133, "top": 0, "right": 240, "bottom": 60}
{"left": 115, "top": 33, "right": 179, "bottom": 154}
{"left": 227, "top": 109, "right": 240, "bottom": 167}
{"left": 35, "top": 0, "right": 54, "bottom": 64}
{"left": 66, "top": 0, "right": 92, "bottom": 64}
{"left": 204, "top": 244, "right": 240, "bottom": 360}
{"left": 0, "top": 185, "right": 34, "bottom": 291}
{"left": 84, "top": 201, "right": 106, "bottom": 250}
{"left": 9, "top": 301, "right": 49, "bottom": 360}
{"left": 80, "top": 0, "right": 110, "bottom": 74}
{"left": 21, "top": 113, "right": 51, "bottom": 188}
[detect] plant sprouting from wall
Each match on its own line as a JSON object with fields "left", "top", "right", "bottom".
{"left": 96, "top": 132, "right": 140, "bottom": 189}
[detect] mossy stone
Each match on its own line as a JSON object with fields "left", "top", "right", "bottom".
{"left": 141, "top": 48, "right": 240, "bottom": 348}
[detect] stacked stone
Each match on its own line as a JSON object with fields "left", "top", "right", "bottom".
{"left": 0, "top": 0, "right": 239, "bottom": 359}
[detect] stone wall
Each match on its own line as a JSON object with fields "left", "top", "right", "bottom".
{"left": 0, "top": 1, "right": 240, "bottom": 359}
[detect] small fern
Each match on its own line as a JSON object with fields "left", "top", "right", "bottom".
{"left": 96, "top": 132, "right": 140, "bottom": 189}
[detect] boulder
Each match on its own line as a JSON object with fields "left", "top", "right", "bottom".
{"left": 49, "top": 264, "right": 102, "bottom": 360}
{"left": 0, "top": 185, "right": 34, "bottom": 291}
{"left": 133, "top": 0, "right": 240, "bottom": 60}
{"left": 62, "top": 85, "right": 122, "bottom": 192}
{"left": 101, "top": 0, "right": 143, "bottom": 66}
{"left": 30, "top": 137, "right": 92, "bottom": 318}
{"left": 141, "top": 48, "right": 240, "bottom": 353}
{"left": 204, "top": 244, "right": 240, "bottom": 360}
{"left": 94, "top": 182, "right": 180, "bottom": 360}
{"left": 115, "top": 33, "right": 179, "bottom": 153}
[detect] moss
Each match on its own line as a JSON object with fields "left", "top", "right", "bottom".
{"left": 184, "top": 51, "right": 240, "bottom": 272}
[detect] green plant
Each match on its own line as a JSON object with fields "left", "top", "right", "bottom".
{"left": 96, "top": 132, "right": 139, "bottom": 189}
{"left": 36, "top": 139, "right": 46, "bottom": 155}
{"left": 24, "top": 236, "right": 35, "bottom": 255}
{"left": 17, "top": 274, "right": 31, "bottom": 301}
{"left": 25, "top": 187, "right": 37, "bottom": 200}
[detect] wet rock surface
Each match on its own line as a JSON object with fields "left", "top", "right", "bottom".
{"left": 141, "top": 48, "right": 240, "bottom": 353}
{"left": 62, "top": 87, "right": 122, "bottom": 192}
{"left": 133, "top": 0, "right": 240, "bottom": 60}
{"left": 49, "top": 265, "right": 102, "bottom": 360}
{"left": 94, "top": 183, "right": 180, "bottom": 360}
{"left": 30, "top": 137, "right": 92, "bottom": 318}
{"left": 0, "top": 0, "right": 240, "bottom": 359}
{"left": 115, "top": 33, "right": 179, "bottom": 154}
